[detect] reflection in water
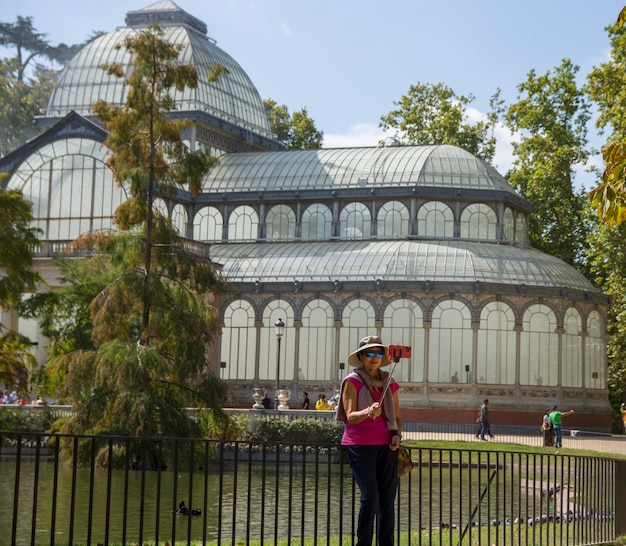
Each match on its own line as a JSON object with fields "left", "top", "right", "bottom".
{"left": 0, "top": 455, "right": 352, "bottom": 545}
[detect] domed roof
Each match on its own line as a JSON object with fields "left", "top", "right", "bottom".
{"left": 202, "top": 144, "right": 523, "bottom": 196}
{"left": 45, "top": 0, "right": 273, "bottom": 138}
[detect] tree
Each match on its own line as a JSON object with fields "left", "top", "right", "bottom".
{"left": 379, "top": 82, "right": 497, "bottom": 163}
{"left": 504, "top": 59, "right": 591, "bottom": 270}
{"left": 587, "top": 7, "right": 626, "bottom": 224}
{"left": 0, "top": 189, "right": 42, "bottom": 392}
{"left": 264, "top": 99, "right": 323, "bottom": 149}
{"left": 26, "top": 24, "right": 230, "bottom": 438}
{"left": 586, "top": 6, "right": 626, "bottom": 422}
{"left": 0, "top": 58, "right": 56, "bottom": 157}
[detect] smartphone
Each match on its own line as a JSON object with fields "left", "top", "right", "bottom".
{"left": 387, "top": 345, "right": 412, "bottom": 360}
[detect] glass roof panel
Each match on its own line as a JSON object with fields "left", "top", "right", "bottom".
{"left": 202, "top": 145, "right": 517, "bottom": 194}
{"left": 209, "top": 240, "right": 598, "bottom": 292}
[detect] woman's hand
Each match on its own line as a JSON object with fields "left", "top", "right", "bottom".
{"left": 390, "top": 433, "right": 401, "bottom": 451}
{"left": 368, "top": 402, "right": 382, "bottom": 420}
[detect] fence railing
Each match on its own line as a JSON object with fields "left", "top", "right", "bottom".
{"left": 1, "top": 431, "right": 623, "bottom": 546}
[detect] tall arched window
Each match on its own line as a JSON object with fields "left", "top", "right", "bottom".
{"left": 382, "top": 299, "right": 424, "bottom": 382}
{"left": 562, "top": 307, "right": 582, "bottom": 388}
{"left": 417, "top": 201, "right": 454, "bottom": 238}
{"left": 586, "top": 311, "right": 606, "bottom": 389}
{"left": 300, "top": 299, "right": 335, "bottom": 381}
{"left": 193, "top": 206, "right": 223, "bottom": 242}
{"left": 171, "top": 203, "right": 187, "bottom": 237}
{"left": 339, "top": 299, "right": 376, "bottom": 379}
{"left": 259, "top": 300, "right": 296, "bottom": 382}
{"left": 519, "top": 304, "right": 558, "bottom": 386}
{"left": 259, "top": 300, "right": 294, "bottom": 383}
{"left": 477, "top": 301, "right": 516, "bottom": 384}
{"left": 266, "top": 204, "right": 296, "bottom": 241}
{"left": 221, "top": 300, "right": 256, "bottom": 380}
{"left": 377, "top": 201, "right": 409, "bottom": 238}
{"left": 460, "top": 203, "right": 497, "bottom": 240}
{"left": 340, "top": 203, "right": 371, "bottom": 240}
{"left": 228, "top": 205, "right": 259, "bottom": 242}
{"left": 516, "top": 215, "right": 528, "bottom": 245}
{"left": 503, "top": 208, "right": 514, "bottom": 241}
{"left": 301, "top": 203, "right": 332, "bottom": 240}
{"left": 428, "top": 300, "right": 472, "bottom": 383}
{"left": 153, "top": 198, "right": 168, "bottom": 218}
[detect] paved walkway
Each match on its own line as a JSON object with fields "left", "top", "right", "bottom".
{"left": 404, "top": 429, "right": 626, "bottom": 458}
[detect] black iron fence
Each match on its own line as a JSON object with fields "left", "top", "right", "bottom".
{"left": 1, "top": 431, "right": 623, "bottom": 546}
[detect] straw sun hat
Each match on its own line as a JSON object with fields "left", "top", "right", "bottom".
{"left": 347, "top": 335, "right": 390, "bottom": 367}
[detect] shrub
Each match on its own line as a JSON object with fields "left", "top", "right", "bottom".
{"left": 246, "top": 416, "right": 344, "bottom": 444}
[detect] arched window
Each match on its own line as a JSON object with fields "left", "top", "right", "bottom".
{"left": 228, "top": 205, "right": 259, "bottom": 242}
{"left": 301, "top": 203, "right": 332, "bottom": 240}
{"left": 266, "top": 204, "right": 296, "bottom": 241}
{"left": 7, "top": 138, "right": 125, "bottom": 240}
{"left": 193, "top": 206, "right": 223, "bottom": 242}
{"left": 340, "top": 202, "right": 371, "bottom": 240}
{"left": 153, "top": 198, "right": 168, "bottom": 218}
{"left": 460, "top": 203, "right": 497, "bottom": 240}
{"left": 516, "top": 215, "right": 528, "bottom": 245}
{"left": 562, "top": 307, "right": 582, "bottom": 388}
{"left": 377, "top": 201, "right": 409, "bottom": 238}
{"left": 503, "top": 208, "right": 514, "bottom": 241}
{"left": 221, "top": 300, "right": 256, "bottom": 380}
{"left": 417, "top": 201, "right": 454, "bottom": 238}
{"left": 477, "top": 301, "right": 516, "bottom": 384}
{"left": 519, "top": 304, "right": 558, "bottom": 386}
{"left": 428, "top": 300, "right": 472, "bottom": 383}
{"left": 300, "top": 299, "right": 335, "bottom": 381}
{"left": 586, "top": 311, "right": 606, "bottom": 389}
{"left": 259, "top": 300, "right": 294, "bottom": 383}
{"left": 171, "top": 203, "right": 187, "bottom": 237}
{"left": 339, "top": 299, "right": 376, "bottom": 378}
{"left": 382, "top": 299, "right": 424, "bottom": 382}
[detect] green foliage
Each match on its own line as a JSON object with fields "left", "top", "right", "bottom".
{"left": 0, "top": 189, "right": 42, "bottom": 393}
{"left": 504, "top": 59, "right": 591, "bottom": 271}
{"left": 264, "top": 99, "right": 323, "bottom": 149}
{"left": 245, "top": 416, "right": 344, "bottom": 444}
{"left": 0, "top": 405, "right": 54, "bottom": 432}
{"left": 379, "top": 82, "right": 497, "bottom": 163}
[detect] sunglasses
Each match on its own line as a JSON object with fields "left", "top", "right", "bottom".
{"left": 363, "top": 350, "right": 385, "bottom": 358}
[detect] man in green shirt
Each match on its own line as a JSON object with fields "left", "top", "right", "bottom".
{"left": 549, "top": 406, "right": 575, "bottom": 448}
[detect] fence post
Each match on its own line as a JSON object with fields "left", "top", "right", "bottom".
{"left": 616, "top": 460, "right": 626, "bottom": 537}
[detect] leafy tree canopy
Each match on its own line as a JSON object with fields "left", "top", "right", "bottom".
{"left": 264, "top": 99, "right": 323, "bottom": 149}
{"left": 587, "top": 7, "right": 626, "bottom": 224}
{"left": 379, "top": 82, "right": 498, "bottom": 163}
{"left": 0, "top": 189, "right": 42, "bottom": 393}
{"left": 504, "top": 59, "right": 591, "bottom": 270}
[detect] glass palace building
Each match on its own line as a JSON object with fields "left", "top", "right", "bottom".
{"left": 0, "top": 0, "right": 611, "bottom": 428}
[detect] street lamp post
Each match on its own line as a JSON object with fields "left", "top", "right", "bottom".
{"left": 274, "top": 318, "right": 285, "bottom": 409}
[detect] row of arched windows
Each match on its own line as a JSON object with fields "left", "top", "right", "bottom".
{"left": 157, "top": 199, "right": 529, "bottom": 244}
{"left": 219, "top": 296, "right": 605, "bottom": 390}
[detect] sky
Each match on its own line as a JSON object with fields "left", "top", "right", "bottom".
{"left": 2, "top": 0, "right": 625, "bottom": 186}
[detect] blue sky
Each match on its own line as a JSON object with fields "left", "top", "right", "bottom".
{"left": 3, "top": 0, "right": 625, "bottom": 186}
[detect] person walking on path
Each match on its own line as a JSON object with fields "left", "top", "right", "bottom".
{"left": 336, "top": 335, "right": 403, "bottom": 546}
{"left": 621, "top": 403, "right": 626, "bottom": 434}
{"left": 549, "top": 406, "right": 574, "bottom": 448}
{"left": 479, "top": 399, "right": 495, "bottom": 441}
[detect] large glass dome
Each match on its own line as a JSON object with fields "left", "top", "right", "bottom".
{"left": 45, "top": 0, "right": 273, "bottom": 139}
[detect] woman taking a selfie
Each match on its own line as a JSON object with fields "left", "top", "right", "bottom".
{"left": 336, "top": 335, "right": 403, "bottom": 546}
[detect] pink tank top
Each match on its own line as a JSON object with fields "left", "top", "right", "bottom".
{"left": 341, "top": 376, "right": 399, "bottom": 446}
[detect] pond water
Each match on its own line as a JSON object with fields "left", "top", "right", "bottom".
{"left": 0, "top": 452, "right": 546, "bottom": 545}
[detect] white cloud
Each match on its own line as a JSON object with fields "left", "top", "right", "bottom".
{"left": 323, "top": 123, "right": 390, "bottom": 148}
